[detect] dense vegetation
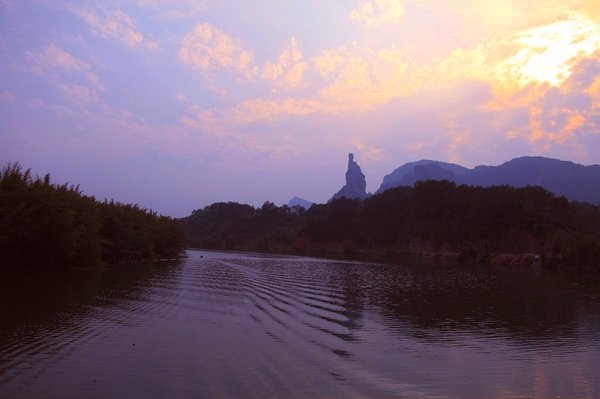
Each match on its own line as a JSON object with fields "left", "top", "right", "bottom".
{"left": 183, "top": 180, "right": 600, "bottom": 269}
{"left": 0, "top": 163, "right": 186, "bottom": 269}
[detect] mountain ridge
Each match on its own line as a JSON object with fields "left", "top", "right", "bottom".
{"left": 376, "top": 156, "right": 600, "bottom": 205}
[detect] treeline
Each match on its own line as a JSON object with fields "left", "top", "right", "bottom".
{"left": 183, "top": 180, "right": 600, "bottom": 269}
{"left": 183, "top": 201, "right": 300, "bottom": 251}
{"left": 0, "top": 163, "right": 186, "bottom": 269}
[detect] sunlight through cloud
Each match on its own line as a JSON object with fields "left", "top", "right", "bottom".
{"left": 495, "top": 16, "right": 600, "bottom": 88}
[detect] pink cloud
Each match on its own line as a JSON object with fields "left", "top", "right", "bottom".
{"left": 69, "top": 6, "right": 156, "bottom": 50}
{"left": 58, "top": 83, "right": 100, "bottom": 105}
{"left": 26, "top": 43, "right": 89, "bottom": 75}
{"left": 180, "top": 104, "right": 221, "bottom": 134}
{"left": 84, "top": 71, "right": 105, "bottom": 92}
{"left": 25, "top": 43, "right": 106, "bottom": 108}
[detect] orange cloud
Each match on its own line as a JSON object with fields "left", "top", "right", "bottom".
{"left": 262, "top": 37, "right": 308, "bottom": 89}
{"left": 179, "top": 23, "right": 256, "bottom": 79}
{"left": 313, "top": 49, "right": 344, "bottom": 78}
{"left": 317, "top": 46, "right": 410, "bottom": 108}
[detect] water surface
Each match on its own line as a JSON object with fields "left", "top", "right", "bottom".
{"left": 1, "top": 250, "right": 600, "bottom": 398}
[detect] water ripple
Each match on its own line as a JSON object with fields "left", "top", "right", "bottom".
{"left": 1, "top": 250, "right": 599, "bottom": 398}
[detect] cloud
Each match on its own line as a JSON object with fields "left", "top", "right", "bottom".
{"left": 58, "top": 83, "right": 100, "bottom": 105}
{"left": 527, "top": 57, "right": 600, "bottom": 147}
{"left": 180, "top": 104, "right": 221, "bottom": 134}
{"left": 22, "top": 42, "right": 120, "bottom": 123}
{"left": 430, "top": 13, "right": 600, "bottom": 97}
{"left": 174, "top": 1, "right": 600, "bottom": 158}
{"left": 144, "top": 38, "right": 160, "bottom": 51}
{"left": 314, "top": 49, "right": 345, "bottom": 78}
{"left": 179, "top": 23, "right": 256, "bottom": 79}
{"left": 179, "top": 95, "right": 340, "bottom": 133}
{"left": 84, "top": 71, "right": 105, "bottom": 92}
{"left": 494, "top": 17, "right": 600, "bottom": 89}
{"left": 587, "top": 76, "right": 600, "bottom": 107}
{"left": 176, "top": 92, "right": 188, "bottom": 103}
{"left": 414, "top": 0, "right": 593, "bottom": 40}
{"left": 69, "top": 6, "right": 157, "bottom": 50}
{"left": 261, "top": 37, "right": 308, "bottom": 89}
{"left": 25, "top": 43, "right": 107, "bottom": 103}
{"left": 317, "top": 46, "right": 410, "bottom": 108}
{"left": 26, "top": 43, "right": 89, "bottom": 75}
{"left": 179, "top": 38, "right": 414, "bottom": 126}
{"left": 230, "top": 98, "right": 334, "bottom": 124}
{"left": 442, "top": 52, "right": 600, "bottom": 162}
{"left": 350, "top": 0, "right": 404, "bottom": 28}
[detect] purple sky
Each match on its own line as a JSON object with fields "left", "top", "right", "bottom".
{"left": 1, "top": 1, "right": 600, "bottom": 216}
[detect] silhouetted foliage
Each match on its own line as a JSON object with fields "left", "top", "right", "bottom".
{"left": 0, "top": 163, "right": 186, "bottom": 269}
{"left": 182, "top": 180, "right": 600, "bottom": 270}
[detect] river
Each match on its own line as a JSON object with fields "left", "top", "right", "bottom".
{"left": 1, "top": 249, "right": 600, "bottom": 398}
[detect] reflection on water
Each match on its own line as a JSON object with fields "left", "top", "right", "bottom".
{"left": 1, "top": 250, "right": 600, "bottom": 398}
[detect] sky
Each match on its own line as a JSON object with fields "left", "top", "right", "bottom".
{"left": 1, "top": 0, "right": 600, "bottom": 216}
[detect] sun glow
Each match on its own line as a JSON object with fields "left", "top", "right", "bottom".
{"left": 495, "top": 16, "right": 600, "bottom": 88}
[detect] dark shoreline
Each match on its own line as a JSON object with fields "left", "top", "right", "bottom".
{"left": 0, "top": 254, "right": 186, "bottom": 272}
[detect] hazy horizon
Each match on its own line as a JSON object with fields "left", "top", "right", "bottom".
{"left": 2, "top": 1, "right": 600, "bottom": 217}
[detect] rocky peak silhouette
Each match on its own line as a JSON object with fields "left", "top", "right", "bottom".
{"left": 331, "top": 153, "right": 367, "bottom": 200}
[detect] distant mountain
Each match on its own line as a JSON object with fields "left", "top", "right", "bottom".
{"left": 378, "top": 160, "right": 469, "bottom": 193}
{"left": 288, "top": 196, "right": 313, "bottom": 209}
{"left": 376, "top": 156, "right": 600, "bottom": 205}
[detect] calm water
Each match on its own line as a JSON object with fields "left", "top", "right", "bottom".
{"left": 1, "top": 250, "right": 600, "bottom": 398}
